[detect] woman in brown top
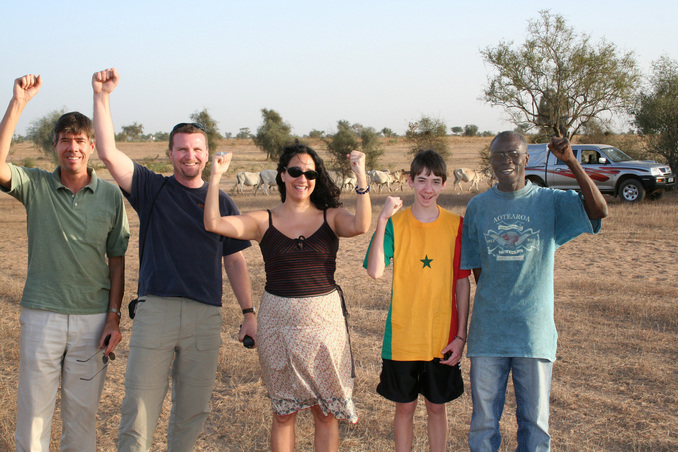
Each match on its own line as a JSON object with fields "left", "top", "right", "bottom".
{"left": 204, "top": 143, "right": 371, "bottom": 451}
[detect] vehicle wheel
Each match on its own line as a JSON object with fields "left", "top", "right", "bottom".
{"left": 619, "top": 179, "right": 645, "bottom": 203}
{"left": 648, "top": 190, "right": 665, "bottom": 201}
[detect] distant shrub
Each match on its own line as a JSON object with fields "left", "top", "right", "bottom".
{"left": 22, "top": 157, "right": 36, "bottom": 168}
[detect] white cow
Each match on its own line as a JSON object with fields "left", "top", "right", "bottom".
{"left": 341, "top": 172, "right": 357, "bottom": 191}
{"left": 452, "top": 168, "right": 487, "bottom": 193}
{"left": 368, "top": 169, "right": 393, "bottom": 192}
{"left": 233, "top": 171, "right": 260, "bottom": 195}
{"left": 392, "top": 169, "right": 410, "bottom": 191}
{"left": 329, "top": 171, "right": 357, "bottom": 192}
{"left": 255, "top": 169, "right": 278, "bottom": 196}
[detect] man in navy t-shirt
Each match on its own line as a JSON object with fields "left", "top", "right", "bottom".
{"left": 93, "top": 68, "right": 256, "bottom": 451}
{"left": 462, "top": 131, "right": 608, "bottom": 451}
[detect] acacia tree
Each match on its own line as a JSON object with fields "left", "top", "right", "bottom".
{"left": 27, "top": 109, "right": 65, "bottom": 163}
{"left": 463, "top": 124, "right": 479, "bottom": 137}
{"left": 482, "top": 10, "right": 640, "bottom": 139}
{"left": 190, "top": 108, "right": 220, "bottom": 154}
{"left": 236, "top": 128, "right": 251, "bottom": 139}
{"left": 189, "top": 108, "right": 220, "bottom": 179}
{"left": 634, "top": 56, "right": 678, "bottom": 173}
{"left": 360, "top": 127, "right": 384, "bottom": 170}
{"left": 116, "top": 122, "right": 144, "bottom": 142}
{"left": 324, "top": 120, "right": 359, "bottom": 176}
{"left": 404, "top": 115, "right": 449, "bottom": 157}
{"left": 253, "top": 108, "right": 293, "bottom": 161}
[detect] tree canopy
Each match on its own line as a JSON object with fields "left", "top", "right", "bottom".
{"left": 634, "top": 56, "right": 678, "bottom": 172}
{"left": 324, "top": 120, "right": 385, "bottom": 174}
{"left": 27, "top": 109, "right": 65, "bottom": 163}
{"left": 481, "top": 10, "right": 640, "bottom": 139}
{"left": 190, "top": 108, "right": 220, "bottom": 154}
{"left": 116, "top": 122, "right": 144, "bottom": 142}
{"left": 404, "top": 115, "right": 449, "bottom": 157}
{"left": 253, "top": 108, "right": 294, "bottom": 161}
{"left": 324, "top": 120, "right": 360, "bottom": 176}
{"left": 359, "top": 127, "right": 384, "bottom": 170}
{"left": 463, "top": 124, "right": 478, "bottom": 137}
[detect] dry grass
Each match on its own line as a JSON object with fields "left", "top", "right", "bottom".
{"left": 1, "top": 137, "right": 676, "bottom": 450}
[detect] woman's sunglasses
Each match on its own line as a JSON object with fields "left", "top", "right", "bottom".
{"left": 285, "top": 166, "right": 318, "bottom": 180}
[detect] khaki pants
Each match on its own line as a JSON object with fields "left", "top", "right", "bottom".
{"left": 117, "top": 296, "right": 222, "bottom": 452}
{"left": 16, "top": 308, "right": 108, "bottom": 452}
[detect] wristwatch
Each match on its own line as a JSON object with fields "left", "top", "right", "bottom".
{"left": 109, "top": 308, "right": 122, "bottom": 318}
{"left": 242, "top": 307, "right": 256, "bottom": 315}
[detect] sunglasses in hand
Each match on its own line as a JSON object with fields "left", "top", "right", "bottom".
{"left": 76, "top": 335, "right": 116, "bottom": 381}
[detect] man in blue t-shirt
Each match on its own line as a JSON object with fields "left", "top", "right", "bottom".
{"left": 461, "top": 131, "right": 608, "bottom": 451}
{"left": 93, "top": 68, "right": 255, "bottom": 451}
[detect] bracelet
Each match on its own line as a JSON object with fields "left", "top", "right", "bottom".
{"left": 355, "top": 186, "right": 370, "bottom": 195}
{"left": 454, "top": 335, "right": 466, "bottom": 342}
{"left": 109, "top": 308, "right": 121, "bottom": 318}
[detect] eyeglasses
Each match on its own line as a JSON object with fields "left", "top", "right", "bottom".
{"left": 491, "top": 151, "right": 526, "bottom": 163}
{"left": 285, "top": 166, "right": 318, "bottom": 180}
{"left": 171, "top": 122, "right": 206, "bottom": 133}
{"left": 77, "top": 337, "right": 116, "bottom": 381}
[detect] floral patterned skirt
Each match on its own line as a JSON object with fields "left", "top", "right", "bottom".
{"left": 257, "top": 289, "right": 358, "bottom": 423}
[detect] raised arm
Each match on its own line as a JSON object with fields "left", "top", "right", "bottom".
{"left": 548, "top": 137, "right": 608, "bottom": 220}
{"left": 332, "top": 150, "right": 372, "bottom": 237}
{"left": 0, "top": 74, "right": 42, "bottom": 188}
{"left": 366, "top": 196, "right": 403, "bottom": 279}
{"left": 92, "top": 68, "right": 134, "bottom": 192}
{"left": 204, "top": 152, "right": 264, "bottom": 241}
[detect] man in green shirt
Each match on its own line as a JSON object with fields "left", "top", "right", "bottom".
{"left": 0, "top": 74, "right": 130, "bottom": 451}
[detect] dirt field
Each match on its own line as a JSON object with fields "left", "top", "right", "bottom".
{"left": 0, "top": 137, "right": 676, "bottom": 451}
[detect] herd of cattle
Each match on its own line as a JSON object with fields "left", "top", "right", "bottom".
{"left": 232, "top": 168, "right": 493, "bottom": 195}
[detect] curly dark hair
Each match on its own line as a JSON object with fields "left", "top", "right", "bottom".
{"left": 276, "top": 143, "right": 342, "bottom": 209}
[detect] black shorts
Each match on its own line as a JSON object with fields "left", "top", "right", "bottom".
{"left": 377, "top": 358, "right": 464, "bottom": 404}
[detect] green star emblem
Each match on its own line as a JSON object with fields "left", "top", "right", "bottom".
{"left": 421, "top": 255, "right": 433, "bottom": 268}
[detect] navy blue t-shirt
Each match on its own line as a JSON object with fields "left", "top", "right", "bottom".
{"left": 123, "top": 163, "right": 250, "bottom": 306}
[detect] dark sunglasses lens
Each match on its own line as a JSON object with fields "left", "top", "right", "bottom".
{"left": 286, "top": 167, "right": 318, "bottom": 180}
{"left": 102, "top": 352, "right": 116, "bottom": 365}
{"left": 287, "top": 167, "right": 302, "bottom": 177}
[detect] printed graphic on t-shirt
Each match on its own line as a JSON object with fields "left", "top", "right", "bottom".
{"left": 483, "top": 214, "right": 540, "bottom": 261}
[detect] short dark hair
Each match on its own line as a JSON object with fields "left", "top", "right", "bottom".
{"left": 52, "top": 112, "right": 94, "bottom": 145}
{"left": 490, "top": 131, "right": 527, "bottom": 152}
{"left": 276, "top": 142, "right": 342, "bottom": 209}
{"left": 169, "top": 122, "right": 208, "bottom": 150}
{"left": 410, "top": 149, "right": 447, "bottom": 183}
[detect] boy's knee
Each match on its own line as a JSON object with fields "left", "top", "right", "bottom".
{"left": 395, "top": 401, "right": 418, "bottom": 417}
{"left": 425, "top": 400, "right": 447, "bottom": 417}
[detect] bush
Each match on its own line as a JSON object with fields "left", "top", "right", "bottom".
{"left": 405, "top": 115, "right": 449, "bottom": 157}
{"left": 27, "top": 109, "right": 65, "bottom": 163}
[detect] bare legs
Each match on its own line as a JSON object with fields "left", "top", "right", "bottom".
{"left": 394, "top": 399, "right": 448, "bottom": 452}
{"left": 270, "top": 407, "right": 339, "bottom": 452}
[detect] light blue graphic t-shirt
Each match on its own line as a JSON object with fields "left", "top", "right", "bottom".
{"left": 461, "top": 182, "right": 601, "bottom": 361}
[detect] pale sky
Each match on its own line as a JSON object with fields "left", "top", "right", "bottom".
{"left": 2, "top": 0, "right": 676, "bottom": 138}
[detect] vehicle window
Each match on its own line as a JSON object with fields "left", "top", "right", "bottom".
{"left": 601, "top": 147, "right": 632, "bottom": 162}
{"left": 580, "top": 151, "right": 599, "bottom": 165}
